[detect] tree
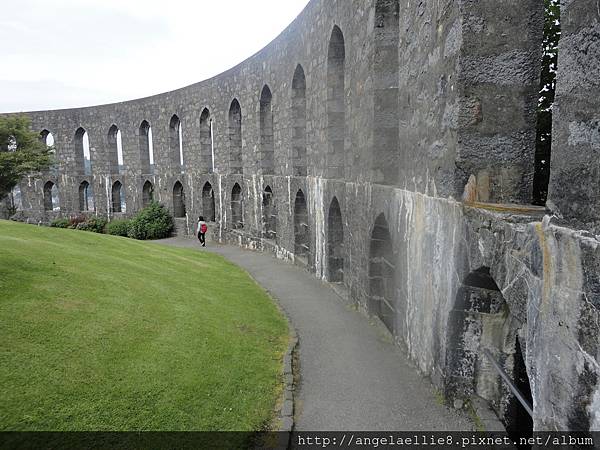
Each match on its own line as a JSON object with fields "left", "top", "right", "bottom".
{"left": 0, "top": 115, "right": 53, "bottom": 200}
{"left": 533, "top": 0, "right": 560, "bottom": 205}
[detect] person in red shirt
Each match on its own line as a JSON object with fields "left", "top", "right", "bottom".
{"left": 196, "top": 216, "right": 208, "bottom": 247}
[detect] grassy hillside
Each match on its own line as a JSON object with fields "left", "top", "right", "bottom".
{"left": 0, "top": 220, "right": 288, "bottom": 431}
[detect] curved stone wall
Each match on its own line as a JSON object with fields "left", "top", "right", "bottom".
{"left": 4, "top": 0, "right": 600, "bottom": 433}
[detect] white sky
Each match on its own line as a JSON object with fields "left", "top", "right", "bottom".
{"left": 0, "top": 0, "right": 310, "bottom": 113}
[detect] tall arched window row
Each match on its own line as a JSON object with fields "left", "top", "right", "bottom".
{"left": 229, "top": 99, "right": 243, "bottom": 175}
{"left": 199, "top": 108, "right": 213, "bottom": 173}
{"left": 43, "top": 181, "right": 59, "bottom": 211}
{"left": 139, "top": 120, "right": 153, "bottom": 175}
{"left": 373, "top": 0, "right": 400, "bottom": 185}
{"left": 202, "top": 182, "right": 216, "bottom": 222}
{"left": 111, "top": 181, "right": 125, "bottom": 213}
{"left": 231, "top": 183, "right": 243, "bottom": 229}
{"left": 74, "top": 127, "right": 91, "bottom": 175}
{"left": 169, "top": 115, "right": 183, "bottom": 168}
{"left": 327, "top": 25, "right": 346, "bottom": 179}
{"left": 291, "top": 64, "right": 307, "bottom": 176}
{"left": 40, "top": 130, "right": 55, "bottom": 154}
{"left": 294, "top": 189, "right": 310, "bottom": 261}
{"left": 107, "top": 125, "right": 122, "bottom": 174}
{"left": 79, "top": 181, "right": 94, "bottom": 212}
{"left": 327, "top": 197, "right": 344, "bottom": 282}
{"left": 260, "top": 85, "right": 274, "bottom": 174}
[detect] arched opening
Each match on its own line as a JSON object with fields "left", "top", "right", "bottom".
{"left": 291, "top": 64, "right": 307, "bottom": 176}
{"left": 446, "top": 267, "right": 533, "bottom": 445}
{"left": 107, "top": 125, "right": 121, "bottom": 174}
{"left": 368, "top": 213, "right": 395, "bottom": 334}
{"left": 43, "top": 181, "right": 59, "bottom": 211}
{"left": 327, "top": 25, "right": 346, "bottom": 179}
{"left": 78, "top": 181, "right": 94, "bottom": 211}
{"left": 173, "top": 181, "right": 186, "bottom": 218}
{"left": 327, "top": 197, "right": 344, "bottom": 282}
{"left": 199, "top": 108, "right": 213, "bottom": 173}
{"left": 260, "top": 85, "right": 274, "bottom": 174}
{"left": 142, "top": 180, "right": 154, "bottom": 207}
{"left": 373, "top": 0, "right": 399, "bottom": 185}
{"left": 228, "top": 99, "right": 243, "bottom": 174}
{"left": 139, "top": 120, "right": 152, "bottom": 174}
{"left": 262, "top": 186, "right": 277, "bottom": 241}
{"left": 294, "top": 189, "right": 309, "bottom": 261}
{"left": 231, "top": 183, "right": 243, "bottom": 229}
{"left": 202, "top": 182, "right": 216, "bottom": 222}
{"left": 40, "top": 130, "right": 55, "bottom": 154}
{"left": 169, "top": 114, "right": 183, "bottom": 167}
{"left": 111, "top": 181, "right": 125, "bottom": 213}
{"left": 74, "top": 127, "right": 91, "bottom": 175}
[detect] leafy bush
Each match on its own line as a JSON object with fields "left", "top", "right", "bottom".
{"left": 68, "top": 215, "right": 87, "bottom": 229}
{"left": 106, "top": 219, "right": 130, "bottom": 237}
{"left": 84, "top": 217, "right": 107, "bottom": 234}
{"left": 50, "top": 218, "right": 69, "bottom": 228}
{"left": 127, "top": 201, "right": 174, "bottom": 240}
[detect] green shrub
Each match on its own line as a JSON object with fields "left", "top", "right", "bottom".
{"left": 127, "top": 201, "right": 174, "bottom": 240}
{"left": 106, "top": 219, "right": 130, "bottom": 237}
{"left": 50, "top": 218, "right": 69, "bottom": 228}
{"left": 85, "top": 217, "right": 107, "bottom": 234}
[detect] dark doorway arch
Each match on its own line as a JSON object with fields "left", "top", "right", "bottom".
{"left": 111, "top": 181, "right": 124, "bottom": 213}
{"left": 142, "top": 180, "right": 154, "bottom": 207}
{"left": 446, "top": 267, "right": 533, "bottom": 445}
{"left": 173, "top": 181, "right": 186, "bottom": 217}
{"left": 262, "top": 186, "right": 277, "bottom": 241}
{"left": 368, "top": 213, "right": 395, "bottom": 334}
{"left": 79, "top": 181, "right": 93, "bottom": 211}
{"left": 291, "top": 64, "right": 307, "bottom": 176}
{"left": 231, "top": 183, "right": 243, "bottom": 229}
{"left": 43, "top": 181, "right": 58, "bottom": 211}
{"left": 327, "top": 197, "right": 344, "bottom": 282}
{"left": 202, "top": 182, "right": 216, "bottom": 222}
{"left": 294, "top": 189, "right": 309, "bottom": 260}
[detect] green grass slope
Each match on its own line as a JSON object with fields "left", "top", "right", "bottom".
{"left": 0, "top": 220, "right": 288, "bottom": 431}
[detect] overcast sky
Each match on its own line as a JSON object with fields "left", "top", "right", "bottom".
{"left": 0, "top": 0, "right": 310, "bottom": 113}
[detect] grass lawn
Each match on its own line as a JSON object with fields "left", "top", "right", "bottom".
{"left": 0, "top": 220, "right": 288, "bottom": 431}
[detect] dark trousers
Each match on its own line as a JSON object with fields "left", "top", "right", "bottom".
{"left": 198, "top": 232, "right": 206, "bottom": 246}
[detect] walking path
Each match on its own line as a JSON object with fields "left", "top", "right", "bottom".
{"left": 158, "top": 237, "right": 473, "bottom": 431}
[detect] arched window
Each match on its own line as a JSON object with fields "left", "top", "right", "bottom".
{"left": 373, "top": 0, "right": 400, "bottom": 185}
{"left": 107, "top": 125, "right": 122, "bottom": 174}
{"left": 111, "top": 181, "right": 125, "bottom": 213}
{"left": 173, "top": 181, "right": 186, "bottom": 217}
{"left": 291, "top": 64, "right": 307, "bottom": 176}
{"left": 199, "top": 108, "right": 213, "bottom": 173}
{"left": 40, "top": 130, "right": 55, "bottom": 154}
{"left": 228, "top": 99, "right": 243, "bottom": 174}
{"left": 260, "top": 85, "right": 274, "bottom": 174}
{"left": 327, "top": 26, "right": 346, "bottom": 179}
{"left": 169, "top": 114, "right": 183, "bottom": 167}
{"left": 262, "top": 185, "right": 277, "bottom": 241}
{"left": 142, "top": 180, "right": 154, "bottom": 207}
{"left": 368, "top": 213, "right": 395, "bottom": 333}
{"left": 139, "top": 120, "right": 153, "bottom": 174}
{"left": 78, "top": 181, "right": 94, "bottom": 211}
{"left": 74, "top": 127, "right": 91, "bottom": 175}
{"left": 231, "top": 183, "right": 243, "bottom": 229}
{"left": 294, "top": 189, "right": 309, "bottom": 261}
{"left": 202, "top": 182, "right": 216, "bottom": 222}
{"left": 43, "top": 181, "right": 59, "bottom": 211}
{"left": 327, "top": 197, "right": 344, "bottom": 282}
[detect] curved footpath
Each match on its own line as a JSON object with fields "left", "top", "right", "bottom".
{"left": 158, "top": 237, "right": 473, "bottom": 431}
